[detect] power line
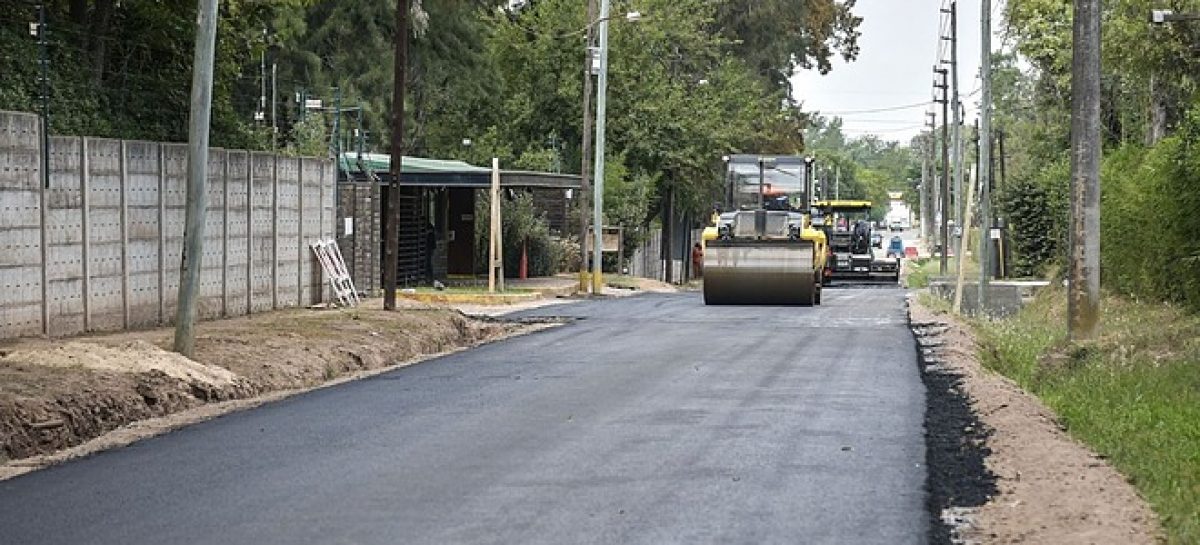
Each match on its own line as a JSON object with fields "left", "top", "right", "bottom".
{"left": 841, "top": 124, "right": 926, "bottom": 134}
{"left": 818, "top": 101, "right": 932, "bottom": 115}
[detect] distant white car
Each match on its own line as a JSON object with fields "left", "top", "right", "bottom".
{"left": 888, "top": 221, "right": 903, "bottom": 232}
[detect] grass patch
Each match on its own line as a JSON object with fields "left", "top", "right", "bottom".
{"left": 604, "top": 275, "right": 641, "bottom": 290}
{"left": 973, "top": 286, "right": 1200, "bottom": 543}
{"left": 905, "top": 258, "right": 936, "bottom": 288}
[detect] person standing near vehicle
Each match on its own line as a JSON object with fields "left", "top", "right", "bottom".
{"left": 691, "top": 242, "right": 704, "bottom": 279}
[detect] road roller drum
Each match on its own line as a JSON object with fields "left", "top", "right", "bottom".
{"left": 703, "top": 240, "right": 818, "bottom": 305}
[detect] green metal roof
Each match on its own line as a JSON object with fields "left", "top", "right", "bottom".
{"left": 338, "top": 152, "right": 580, "bottom": 189}
{"left": 338, "top": 152, "right": 491, "bottom": 175}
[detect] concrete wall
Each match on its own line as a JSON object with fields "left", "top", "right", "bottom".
{"left": 0, "top": 111, "right": 335, "bottom": 341}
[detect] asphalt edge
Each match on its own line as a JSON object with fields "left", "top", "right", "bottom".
{"left": 908, "top": 295, "right": 998, "bottom": 544}
{"left": 0, "top": 318, "right": 568, "bottom": 483}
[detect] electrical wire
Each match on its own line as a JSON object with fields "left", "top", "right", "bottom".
{"left": 818, "top": 101, "right": 932, "bottom": 115}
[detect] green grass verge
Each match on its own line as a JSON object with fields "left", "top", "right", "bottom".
{"left": 905, "top": 258, "right": 936, "bottom": 288}
{"left": 972, "top": 287, "right": 1200, "bottom": 543}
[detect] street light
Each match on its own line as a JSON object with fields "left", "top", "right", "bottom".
{"left": 590, "top": 2, "right": 643, "bottom": 294}
{"left": 1150, "top": 9, "right": 1200, "bottom": 24}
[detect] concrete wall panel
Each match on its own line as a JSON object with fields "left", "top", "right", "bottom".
{"left": 0, "top": 112, "right": 43, "bottom": 337}
{"left": 44, "top": 137, "right": 84, "bottom": 336}
{"left": 274, "top": 158, "right": 299, "bottom": 308}
{"left": 224, "top": 151, "right": 249, "bottom": 317}
{"left": 0, "top": 110, "right": 333, "bottom": 340}
{"left": 249, "top": 152, "right": 275, "bottom": 312}
{"left": 197, "top": 150, "right": 227, "bottom": 320}
{"left": 125, "top": 141, "right": 161, "bottom": 327}
{"left": 160, "top": 144, "right": 187, "bottom": 323}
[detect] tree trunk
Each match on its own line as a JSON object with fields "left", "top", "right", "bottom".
{"left": 1146, "top": 75, "right": 1168, "bottom": 145}
{"left": 89, "top": 0, "right": 116, "bottom": 87}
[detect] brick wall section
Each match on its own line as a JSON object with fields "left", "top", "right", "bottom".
{"left": 336, "top": 182, "right": 381, "bottom": 295}
{"left": 0, "top": 110, "right": 334, "bottom": 341}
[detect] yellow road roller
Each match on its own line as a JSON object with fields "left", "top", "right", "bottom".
{"left": 702, "top": 155, "right": 827, "bottom": 306}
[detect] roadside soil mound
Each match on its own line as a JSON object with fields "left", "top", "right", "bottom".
{"left": 911, "top": 298, "right": 1160, "bottom": 544}
{"left": 0, "top": 305, "right": 514, "bottom": 467}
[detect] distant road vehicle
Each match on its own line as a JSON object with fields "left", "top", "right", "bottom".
{"left": 871, "top": 232, "right": 883, "bottom": 248}
{"left": 888, "top": 221, "right": 903, "bottom": 232}
{"left": 887, "top": 236, "right": 904, "bottom": 258}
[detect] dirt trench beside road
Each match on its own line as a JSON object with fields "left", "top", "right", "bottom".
{"left": 911, "top": 297, "right": 1160, "bottom": 544}
{"left": 0, "top": 300, "right": 537, "bottom": 478}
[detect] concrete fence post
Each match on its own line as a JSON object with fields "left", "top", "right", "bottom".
{"left": 120, "top": 140, "right": 130, "bottom": 329}
{"left": 80, "top": 137, "right": 91, "bottom": 332}
{"left": 157, "top": 144, "right": 166, "bottom": 325}
{"left": 245, "top": 152, "right": 253, "bottom": 314}
{"left": 39, "top": 122, "right": 49, "bottom": 336}
{"left": 297, "top": 157, "right": 304, "bottom": 305}
{"left": 271, "top": 154, "right": 279, "bottom": 309}
{"left": 221, "top": 150, "right": 229, "bottom": 317}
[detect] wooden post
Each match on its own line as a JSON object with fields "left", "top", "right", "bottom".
{"left": 488, "top": 158, "right": 500, "bottom": 292}
{"left": 953, "top": 164, "right": 977, "bottom": 315}
{"left": 173, "top": 0, "right": 219, "bottom": 356}
{"left": 383, "top": 0, "right": 409, "bottom": 310}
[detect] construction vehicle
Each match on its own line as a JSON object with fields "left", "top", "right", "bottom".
{"left": 701, "top": 155, "right": 827, "bottom": 305}
{"left": 812, "top": 200, "right": 900, "bottom": 284}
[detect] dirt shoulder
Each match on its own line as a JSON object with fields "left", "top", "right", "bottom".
{"left": 0, "top": 299, "right": 556, "bottom": 480}
{"left": 910, "top": 296, "right": 1160, "bottom": 544}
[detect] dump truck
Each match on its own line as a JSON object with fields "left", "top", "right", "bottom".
{"left": 701, "top": 155, "right": 827, "bottom": 305}
{"left": 812, "top": 200, "right": 899, "bottom": 284}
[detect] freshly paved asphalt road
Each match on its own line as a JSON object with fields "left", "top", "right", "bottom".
{"left": 0, "top": 289, "right": 926, "bottom": 544}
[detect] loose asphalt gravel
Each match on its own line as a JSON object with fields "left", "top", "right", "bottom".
{"left": 0, "top": 289, "right": 927, "bottom": 545}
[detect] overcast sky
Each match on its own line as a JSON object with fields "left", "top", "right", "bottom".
{"left": 790, "top": 0, "right": 1005, "bottom": 145}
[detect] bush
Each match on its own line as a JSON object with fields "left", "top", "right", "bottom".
{"left": 996, "top": 157, "right": 1069, "bottom": 277}
{"left": 475, "top": 191, "right": 568, "bottom": 278}
{"left": 1100, "top": 106, "right": 1200, "bottom": 309}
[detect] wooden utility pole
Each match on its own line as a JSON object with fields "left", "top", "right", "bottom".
{"left": 578, "top": 0, "right": 597, "bottom": 293}
{"left": 945, "top": 1, "right": 964, "bottom": 257}
{"left": 173, "top": 0, "right": 220, "bottom": 357}
{"left": 1069, "top": 0, "right": 1101, "bottom": 340}
{"left": 978, "top": 0, "right": 994, "bottom": 307}
{"left": 919, "top": 131, "right": 931, "bottom": 243}
{"left": 488, "top": 158, "right": 505, "bottom": 293}
{"left": 383, "top": 0, "right": 409, "bottom": 310}
{"left": 954, "top": 163, "right": 977, "bottom": 315}
{"left": 935, "top": 67, "right": 950, "bottom": 275}
{"left": 925, "top": 113, "right": 937, "bottom": 247}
